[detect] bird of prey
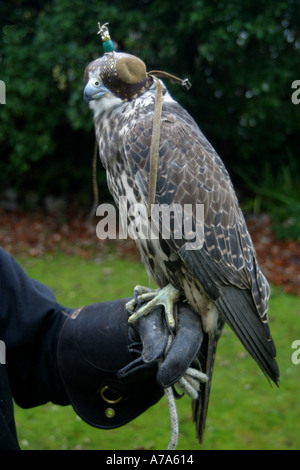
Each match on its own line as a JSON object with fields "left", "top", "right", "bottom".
{"left": 84, "top": 23, "right": 279, "bottom": 443}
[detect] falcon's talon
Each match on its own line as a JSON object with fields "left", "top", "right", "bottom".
{"left": 125, "top": 286, "right": 160, "bottom": 314}
{"left": 125, "top": 298, "right": 136, "bottom": 312}
{"left": 136, "top": 291, "right": 158, "bottom": 302}
{"left": 127, "top": 284, "right": 180, "bottom": 330}
{"left": 133, "top": 285, "right": 158, "bottom": 298}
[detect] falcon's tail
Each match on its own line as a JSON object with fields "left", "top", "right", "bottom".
{"left": 192, "top": 316, "right": 225, "bottom": 443}
{"left": 215, "top": 286, "right": 279, "bottom": 386}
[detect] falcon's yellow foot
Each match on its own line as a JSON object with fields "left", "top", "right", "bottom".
{"left": 126, "top": 283, "right": 180, "bottom": 329}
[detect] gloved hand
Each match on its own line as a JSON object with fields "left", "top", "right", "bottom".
{"left": 57, "top": 297, "right": 205, "bottom": 430}
{"left": 118, "top": 301, "right": 206, "bottom": 390}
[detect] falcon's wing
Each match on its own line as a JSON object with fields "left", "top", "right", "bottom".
{"left": 124, "top": 100, "right": 279, "bottom": 385}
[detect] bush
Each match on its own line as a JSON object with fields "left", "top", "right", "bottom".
{"left": 1, "top": 0, "right": 299, "bottom": 214}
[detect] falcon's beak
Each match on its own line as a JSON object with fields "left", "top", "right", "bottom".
{"left": 84, "top": 81, "right": 110, "bottom": 104}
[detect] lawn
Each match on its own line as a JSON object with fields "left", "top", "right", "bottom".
{"left": 12, "top": 250, "right": 300, "bottom": 450}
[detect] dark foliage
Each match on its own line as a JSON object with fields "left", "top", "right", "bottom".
{"left": 1, "top": 1, "right": 299, "bottom": 230}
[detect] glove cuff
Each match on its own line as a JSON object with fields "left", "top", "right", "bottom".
{"left": 57, "top": 299, "right": 163, "bottom": 429}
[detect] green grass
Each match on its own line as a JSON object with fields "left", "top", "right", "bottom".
{"left": 13, "top": 251, "right": 300, "bottom": 450}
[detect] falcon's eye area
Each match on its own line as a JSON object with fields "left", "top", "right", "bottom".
{"left": 83, "top": 78, "right": 110, "bottom": 104}
{"left": 91, "top": 78, "right": 102, "bottom": 87}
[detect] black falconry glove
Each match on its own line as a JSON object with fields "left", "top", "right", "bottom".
{"left": 118, "top": 300, "right": 205, "bottom": 390}
{"left": 57, "top": 297, "right": 205, "bottom": 430}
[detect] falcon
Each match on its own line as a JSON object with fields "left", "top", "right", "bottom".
{"left": 84, "top": 23, "right": 279, "bottom": 443}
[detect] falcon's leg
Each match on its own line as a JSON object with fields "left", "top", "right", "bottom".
{"left": 126, "top": 283, "right": 180, "bottom": 329}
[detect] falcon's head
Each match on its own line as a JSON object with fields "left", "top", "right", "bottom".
{"left": 84, "top": 52, "right": 153, "bottom": 108}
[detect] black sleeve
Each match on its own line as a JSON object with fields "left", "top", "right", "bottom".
{"left": 0, "top": 245, "right": 72, "bottom": 408}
